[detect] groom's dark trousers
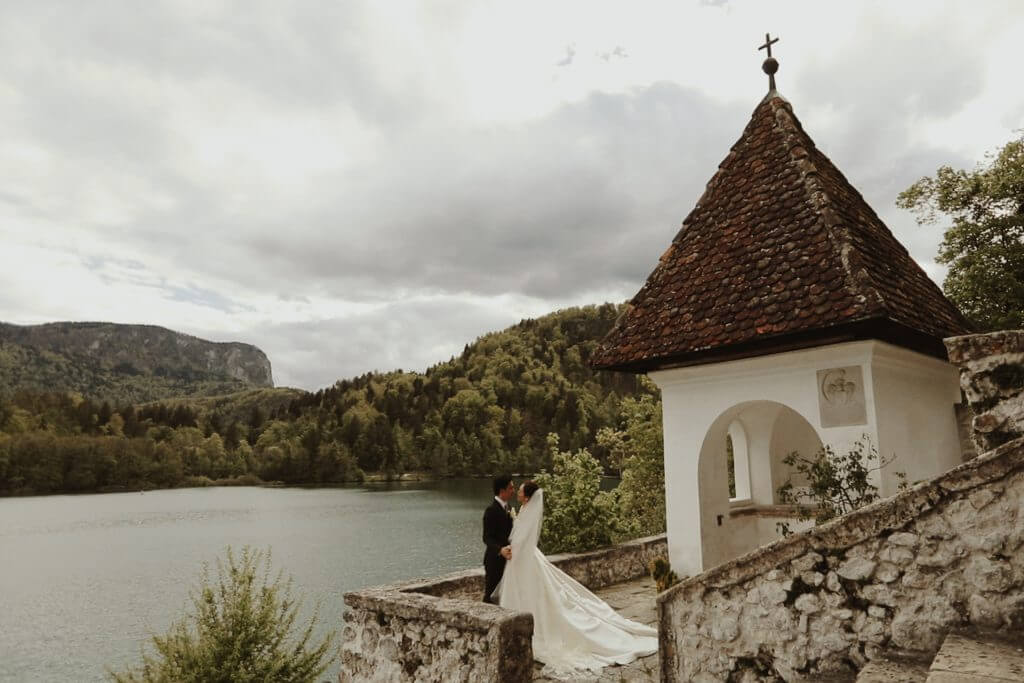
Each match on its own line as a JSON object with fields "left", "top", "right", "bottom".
{"left": 482, "top": 499, "right": 514, "bottom": 603}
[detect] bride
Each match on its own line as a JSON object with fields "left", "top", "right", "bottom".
{"left": 490, "top": 480, "right": 658, "bottom": 674}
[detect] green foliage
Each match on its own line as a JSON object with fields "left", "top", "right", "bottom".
{"left": 776, "top": 437, "right": 905, "bottom": 535}
{"left": 535, "top": 435, "right": 620, "bottom": 554}
{"left": 897, "top": 133, "right": 1024, "bottom": 330}
{"left": 1, "top": 304, "right": 658, "bottom": 495}
{"left": 112, "top": 546, "right": 333, "bottom": 683}
{"left": 648, "top": 557, "right": 680, "bottom": 593}
{"left": 272, "top": 304, "right": 654, "bottom": 481}
{"left": 596, "top": 387, "right": 666, "bottom": 540}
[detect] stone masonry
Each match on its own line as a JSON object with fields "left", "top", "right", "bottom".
{"left": 338, "top": 534, "right": 667, "bottom": 682}
{"left": 657, "top": 330, "right": 1024, "bottom": 681}
{"left": 946, "top": 330, "right": 1024, "bottom": 452}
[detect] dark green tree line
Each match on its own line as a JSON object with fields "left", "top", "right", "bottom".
{"left": 1, "top": 304, "right": 658, "bottom": 495}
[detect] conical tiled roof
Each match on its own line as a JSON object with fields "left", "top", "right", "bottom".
{"left": 592, "top": 92, "right": 972, "bottom": 372}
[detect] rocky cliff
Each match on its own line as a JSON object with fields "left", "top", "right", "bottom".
{"left": 0, "top": 321, "right": 274, "bottom": 404}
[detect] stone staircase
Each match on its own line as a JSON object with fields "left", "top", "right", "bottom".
{"left": 857, "top": 631, "right": 1024, "bottom": 682}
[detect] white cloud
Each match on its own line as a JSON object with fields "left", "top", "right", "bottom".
{"left": 1, "top": 0, "right": 1022, "bottom": 390}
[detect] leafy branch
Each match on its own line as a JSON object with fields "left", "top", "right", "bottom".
{"left": 776, "top": 436, "right": 906, "bottom": 536}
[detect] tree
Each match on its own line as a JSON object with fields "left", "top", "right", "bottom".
{"left": 897, "top": 133, "right": 1024, "bottom": 330}
{"left": 596, "top": 390, "right": 665, "bottom": 540}
{"left": 534, "top": 434, "right": 620, "bottom": 554}
{"left": 112, "top": 546, "right": 333, "bottom": 683}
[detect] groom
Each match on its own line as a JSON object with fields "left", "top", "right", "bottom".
{"left": 482, "top": 475, "right": 515, "bottom": 604}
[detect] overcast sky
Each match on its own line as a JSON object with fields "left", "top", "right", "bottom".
{"left": 1, "top": 1, "right": 1022, "bottom": 390}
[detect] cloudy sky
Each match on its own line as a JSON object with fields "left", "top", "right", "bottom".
{"left": 1, "top": 1, "right": 1022, "bottom": 390}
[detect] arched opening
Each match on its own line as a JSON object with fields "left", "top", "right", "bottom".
{"left": 696, "top": 401, "right": 823, "bottom": 569}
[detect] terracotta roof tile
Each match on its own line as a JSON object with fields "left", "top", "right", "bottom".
{"left": 592, "top": 93, "right": 972, "bottom": 372}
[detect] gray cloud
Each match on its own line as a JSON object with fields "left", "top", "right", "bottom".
{"left": 206, "top": 297, "right": 536, "bottom": 390}
{"left": 76, "top": 81, "right": 748, "bottom": 305}
{"left": 1, "top": 1, "right": 1018, "bottom": 390}
{"left": 789, "top": 16, "right": 987, "bottom": 268}
{"left": 557, "top": 44, "right": 577, "bottom": 67}
{"left": 0, "top": 1, "right": 436, "bottom": 127}
{"left": 598, "top": 46, "right": 628, "bottom": 62}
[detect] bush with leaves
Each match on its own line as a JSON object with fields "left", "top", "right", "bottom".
{"left": 111, "top": 546, "right": 333, "bottom": 683}
{"left": 776, "top": 436, "right": 905, "bottom": 536}
{"left": 648, "top": 557, "right": 680, "bottom": 593}
{"left": 596, "top": 388, "right": 666, "bottom": 540}
{"left": 534, "top": 434, "right": 620, "bottom": 554}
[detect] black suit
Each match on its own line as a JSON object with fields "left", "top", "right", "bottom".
{"left": 482, "top": 498, "right": 514, "bottom": 603}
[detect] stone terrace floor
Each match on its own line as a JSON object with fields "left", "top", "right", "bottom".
{"left": 533, "top": 576, "right": 660, "bottom": 682}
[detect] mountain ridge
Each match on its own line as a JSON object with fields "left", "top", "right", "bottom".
{"left": 0, "top": 321, "right": 274, "bottom": 404}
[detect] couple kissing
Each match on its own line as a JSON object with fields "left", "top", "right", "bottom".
{"left": 480, "top": 475, "right": 657, "bottom": 676}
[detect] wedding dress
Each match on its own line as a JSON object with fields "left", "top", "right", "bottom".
{"left": 491, "top": 489, "right": 658, "bottom": 675}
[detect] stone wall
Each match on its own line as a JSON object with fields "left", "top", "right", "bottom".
{"left": 340, "top": 589, "right": 533, "bottom": 683}
{"left": 956, "top": 402, "right": 978, "bottom": 461}
{"left": 657, "top": 330, "right": 1024, "bottom": 682}
{"left": 339, "top": 534, "right": 666, "bottom": 682}
{"left": 947, "top": 331, "right": 1024, "bottom": 452}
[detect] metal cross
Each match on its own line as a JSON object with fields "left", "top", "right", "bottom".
{"left": 758, "top": 33, "right": 780, "bottom": 91}
{"left": 758, "top": 33, "right": 778, "bottom": 58}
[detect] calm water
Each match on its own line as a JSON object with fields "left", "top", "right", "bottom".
{"left": 0, "top": 481, "right": 491, "bottom": 682}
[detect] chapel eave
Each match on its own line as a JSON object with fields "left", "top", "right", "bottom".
{"left": 596, "top": 317, "right": 956, "bottom": 376}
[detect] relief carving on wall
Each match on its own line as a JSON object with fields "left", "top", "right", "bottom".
{"left": 817, "top": 366, "right": 867, "bottom": 427}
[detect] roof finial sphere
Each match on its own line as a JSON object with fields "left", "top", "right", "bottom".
{"left": 762, "top": 57, "right": 779, "bottom": 76}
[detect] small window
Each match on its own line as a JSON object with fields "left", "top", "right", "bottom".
{"left": 727, "top": 421, "right": 751, "bottom": 502}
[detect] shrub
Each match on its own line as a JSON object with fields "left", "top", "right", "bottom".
{"left": 596, "top": 389, "right": 665, "bottom": 540}
{"left": 111, "top": 546, "right": 333, "bottom": 683}
{"left": 776, "top": 436, "right": 905, "bottom": 535}
{"left": 648, "top": 557, "right": 680, "bottom": 593}
{"left": 535, "top": 434, "right": 620, "bottom": 554}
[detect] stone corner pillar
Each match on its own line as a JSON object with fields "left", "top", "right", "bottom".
{"left": 944, "top": 330, "right": 1024, "bottom": 453}
{"left": 487, "top": 612, "right": 534, "bottom": 682}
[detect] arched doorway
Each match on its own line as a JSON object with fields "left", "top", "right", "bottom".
{"left": 696, "top": 401, "right": 823, "bottom": 569}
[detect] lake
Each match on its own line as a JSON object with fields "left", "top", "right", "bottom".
{"left": 0, "top": 481, "right": 499, "bottom": 682}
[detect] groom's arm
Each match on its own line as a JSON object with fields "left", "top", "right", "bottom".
{"left": 482, "top": 506, "right": 505, "bottom": 554}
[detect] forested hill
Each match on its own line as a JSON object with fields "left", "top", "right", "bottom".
{"left": 274, "top": 303, "right": 656, "bottom": 478}
{"left": 0, "top": 304, "right": 658, "bottom": 494}
{"left": 0, "top": 321, "right": 274, "bottom": 404}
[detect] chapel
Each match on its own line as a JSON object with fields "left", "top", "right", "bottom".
{"left": 592, "top": 38, "right": 973, "bottom": 577}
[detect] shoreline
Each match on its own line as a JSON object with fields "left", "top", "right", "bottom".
{"left": 0, "top": 470, "right": 613, "bottom": 498}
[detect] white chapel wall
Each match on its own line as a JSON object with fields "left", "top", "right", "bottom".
{"left": 869, "top": 343, "right": 963, "bottom": 496}
{"left": 652, "top": 340, "right": 964, "bottom": 577}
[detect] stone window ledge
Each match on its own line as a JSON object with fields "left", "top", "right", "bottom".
{"left": 727, "top": 503, "right": 812, "bottom": 518}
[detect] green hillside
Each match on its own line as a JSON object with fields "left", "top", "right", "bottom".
{"left": 0, "top": 304, "right": 658, "bottom": 495}
{"left": 275, "top": 303, "right": 654, "bottom": 478}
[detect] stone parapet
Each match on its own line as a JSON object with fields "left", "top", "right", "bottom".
{"left": 339, "top": 588, "right": 533, "bottom": 683}
{"left": 339, "top": 534, "right": 666, "bottom": 682}
{"left": 658, "top": 437, "right": 1024, "bottom": 681}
